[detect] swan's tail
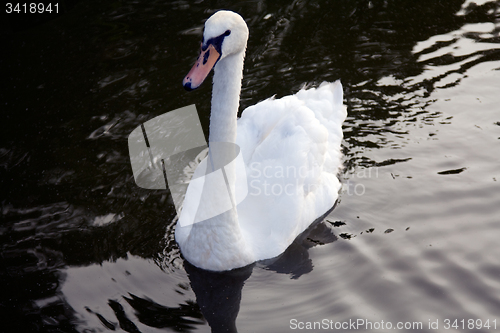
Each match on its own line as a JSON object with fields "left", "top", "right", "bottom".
{"left": 296, "top": 80, "right": 347, "bottom": 138}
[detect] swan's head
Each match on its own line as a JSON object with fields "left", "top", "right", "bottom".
{"left": 183, "top": 10, "right": 249, "bottom": 91}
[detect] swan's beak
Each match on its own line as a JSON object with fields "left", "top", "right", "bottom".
{"left": 183, "top": 44, "right": 221, "bottom": 91}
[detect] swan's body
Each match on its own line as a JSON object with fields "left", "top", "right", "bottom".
{"left": 175, "top": 11, "right": 346, "bottom": 271}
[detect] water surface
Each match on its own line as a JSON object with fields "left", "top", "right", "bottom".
{"left": 2, "top": 0, "right": 500, "bottom": 332}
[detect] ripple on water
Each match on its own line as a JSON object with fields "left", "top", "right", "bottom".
{"left": 2, "top": 0, "right": 500, "bottom": 332}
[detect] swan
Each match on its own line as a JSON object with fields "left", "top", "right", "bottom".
{"left": 175, "top": 10, "right": 346, "bottom": 271}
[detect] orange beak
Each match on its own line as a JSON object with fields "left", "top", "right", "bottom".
{"left": 183, "top": 44, "right": 221, "bottom": 91}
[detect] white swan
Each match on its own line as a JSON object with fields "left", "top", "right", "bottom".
{"left": 175, "top": 10, "right": 346, "bottom": 271}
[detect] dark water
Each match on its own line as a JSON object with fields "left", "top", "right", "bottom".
{"left": 2, "top": 0, "right": 500, "bottom": 332}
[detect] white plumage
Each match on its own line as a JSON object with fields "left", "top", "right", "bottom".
{"left": 176, "top": 10, "right": 346, "bottom": 271}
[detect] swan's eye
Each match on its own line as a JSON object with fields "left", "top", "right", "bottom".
{"left": 224, "top": 30, "right": 231, "bottom": 36}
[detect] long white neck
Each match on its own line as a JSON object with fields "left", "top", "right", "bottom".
{"left": 180, "top": 49, "right": 254, "bottom": 271}
{"left": 208, "top": 50, "right": 245, "bottom": 144}
{"left": 207, "top": 50, "right": 245, "bottom": 207}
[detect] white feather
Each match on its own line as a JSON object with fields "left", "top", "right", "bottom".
{"left": 175, "top": 11, "right": 347, "bottom": 271}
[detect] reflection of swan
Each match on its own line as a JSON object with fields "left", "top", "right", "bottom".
{"left": 185, "top": 262, "right": 253, "bottom": 333}
{"left": 176, "top": 10, "right": 346, "bottom": 271}
{"left": 260, "top": 205, "right": 339, "bottom": 279}
{"left": 185, "top": 218, "right": 338, "bottom": 333}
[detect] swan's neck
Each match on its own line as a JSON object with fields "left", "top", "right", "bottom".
{"left": 180, "top": 50, "right": 253, "bottom": 271}
{"left": 207, "top": 50, "right": 245, "bottom": 211}
{"left": 208, "top": 50, "right": 245, "bottom": 144}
